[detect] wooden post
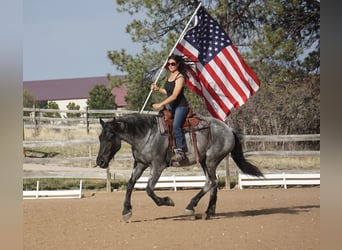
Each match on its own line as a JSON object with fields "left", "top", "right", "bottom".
{"left": 88, "top": 146, "right": 92, "bottom": 168}
{"left": 243, "top": 125, "right": 247, "bottom": 150}
{"left": 33, "top": 104, "right": 38, "bottom": 135}
{"left": 23, "top": 123, "right": 26, "bottom": 157}
{"left": 225, "top": 154, "right": 231, "bottom": 190}
{"left": 86, "top": 106, "right": 89, "bottom": 134}
{"left": 106, "top": 168, "right": 111, "bottom": 193}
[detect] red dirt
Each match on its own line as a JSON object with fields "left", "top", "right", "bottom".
{"left": 23, "top": 187, "right": 320, "bottom": 250}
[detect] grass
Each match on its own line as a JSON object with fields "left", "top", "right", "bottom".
{"left": 23, "top": 178, "right": 128, "bottom": 191}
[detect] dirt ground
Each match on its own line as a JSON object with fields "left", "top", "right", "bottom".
{"left": 23, "top": 187, "right": 320, "bottom": 250}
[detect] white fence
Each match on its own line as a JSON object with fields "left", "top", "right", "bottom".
{"left": 134, "top": 173, "right": 321, "bottom": 191}
{"left": 134, "top": 175, "right": 207, "bottom": 191}
{"left": 23, "top": 180, "right": 83, "bottom": 199}
{"left": 238, "top": 173, "right": 320, "bottom": 189}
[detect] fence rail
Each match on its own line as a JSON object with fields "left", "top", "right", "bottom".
{"left": 23, "top": 135, "right": 320, "bottom": 161}
{"left": 23, "top": 180, "right": 83, "bottom": 199}
{"left": 23, "top": 107, "right": 157, "bottom": 132}
{"left": 238, "top": 173, "right": 320, "bottom": 189}
{"left": 134, "top": 175, "right": 207, "bottom": 191}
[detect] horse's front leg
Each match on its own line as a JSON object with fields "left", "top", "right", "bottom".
{"left": 146, "top": 164, "right": 175, "bottom": 207}
{"left": 122, "top": 161, "right": 147, "bottom": 222}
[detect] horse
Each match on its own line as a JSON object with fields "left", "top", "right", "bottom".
{"left": 95, "top": 112, "right": 263, "bottom": 221}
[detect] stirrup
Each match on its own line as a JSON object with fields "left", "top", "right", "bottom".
{"left": 172, "top": 148, "right": 185, "bottom": 162}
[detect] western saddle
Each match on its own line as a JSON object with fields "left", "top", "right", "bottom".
{"left": 156, "top": 108, "right": 209, "bottom": 163}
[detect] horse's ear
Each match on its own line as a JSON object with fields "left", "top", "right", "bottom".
{"left": 99, "top": 117, "right": 105, "bottom": 127}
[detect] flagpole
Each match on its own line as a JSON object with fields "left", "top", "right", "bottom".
{"left": 139, "top": 2, "right": 202, "bottom": 113}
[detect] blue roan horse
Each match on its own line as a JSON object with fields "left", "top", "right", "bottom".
{"left": 95, "top": 113, "right": 263, "bottom": 221}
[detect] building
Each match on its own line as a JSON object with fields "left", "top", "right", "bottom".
{"left": 23, "top": 76, "right": 127, "bottom": 111}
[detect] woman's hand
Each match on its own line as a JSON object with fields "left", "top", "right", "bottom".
{"left": 152, "top": 103, "right": 163, "bottom": 110}
{"left": 150, "top": 83, "right": 159, "bottom": 91}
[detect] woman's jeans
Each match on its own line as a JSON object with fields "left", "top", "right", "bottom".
{"left": 171, "top": 106, "right": 189, "bottom": 150}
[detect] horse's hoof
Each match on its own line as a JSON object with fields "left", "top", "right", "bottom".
{"left": 122, "top": 211, "right": 132, "bottom": 222}
{"left": 202, "top": 212, "right": 210, "bottom": 220}
{"left": 184, "top": 209, "right": 195, "bottom": 215}
{"left": 167, "top": 197, "right": 175, "bottom": 206}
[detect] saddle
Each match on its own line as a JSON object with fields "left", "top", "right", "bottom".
{"left": 158, "top": 108, "right": 202, "bottom": 132}
{"left": 156, "top": 108, "right": 209, "bottom": 164}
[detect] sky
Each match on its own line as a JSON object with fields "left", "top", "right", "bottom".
{"left": 23, "top": 0, "right": 143, "bottom": 81}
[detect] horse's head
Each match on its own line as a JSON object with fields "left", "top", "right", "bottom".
{"left": 95, "top": 117, "right": 122, "bottom": 169}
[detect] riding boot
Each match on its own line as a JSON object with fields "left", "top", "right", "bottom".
{"left": 172, "top": 148, "right": 185, "bottom": 162}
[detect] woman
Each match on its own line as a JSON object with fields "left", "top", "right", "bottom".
{"left": 151, "top": 54, "right": 190, "bottom": 162}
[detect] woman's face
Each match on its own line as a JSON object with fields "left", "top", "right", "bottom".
{"left": 167, "top": 60, "right": 178, "bottom": 72}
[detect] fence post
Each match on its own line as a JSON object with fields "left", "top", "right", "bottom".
{"left": 106, "top": 168, "right": 111, "bottom": 192}
{"left": 86, "top": 106, "right": 89, "bottom": 134}
{"left": 33, "top": 104, "right": 38, "bottom": 135}
{"left": 36, "top": 180, "right": 40, "bottom": 199}
{"left": 88, "top": 146, "right": 92, "bottom": 168}
{"left": 79, "top": 180, "right": 83, "bottom": 198}
{"left": 173, "top": 174, "right": 177, "bottom": 191}
{"left": 225, "top": 154, "right": 231, "bottom": 189}
{"left": 23, "top": 124, "right": 26, "bottom": 157}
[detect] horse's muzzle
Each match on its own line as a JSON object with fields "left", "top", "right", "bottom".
{"left": 96, "top": 158, "right": 109, "bottom": 169}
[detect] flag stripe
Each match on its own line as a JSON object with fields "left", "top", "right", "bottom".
{"left": 217, "top": 50, "right": 250, "bottom": 104}
{"left": 201, "top": 63, "right": 236, "bottom": 109}
{"left": 212, "top": 52, "right": 246, "bottom": 105}
{"left": 228, "top": 45, "right": 260, "bottom": 93}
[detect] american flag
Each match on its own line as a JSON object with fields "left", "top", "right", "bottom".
{"left": 174, "top": 6, "right": 260, "bottom": 121}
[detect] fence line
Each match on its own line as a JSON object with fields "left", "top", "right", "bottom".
{"left": 134, "top": 175, "right": 208, "bottom": 191}
{"left": 23, "top": 107, "right": 157, "bottom": 132}
{"left": 238, "top": 173, "right": 320, "bottom": 189}
{"left": 23, "top": 180, "right": 83, "bottom": 199}
{"left": 23, "top": 135, "right": 320, "bottom": 148}
{"left": 23, "top": 134, "right": 320, "bottom": 167}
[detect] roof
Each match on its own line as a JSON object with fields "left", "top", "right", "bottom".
{"left": 23, "top": 76, "right": 127, "bottom": 106}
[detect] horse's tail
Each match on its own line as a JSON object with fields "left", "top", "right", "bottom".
{"left": 231, "top": 130, "right": 264, "bottom": 177}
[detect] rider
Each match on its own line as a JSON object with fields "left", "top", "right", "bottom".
{"left": 151, "top": 54, "right": 190, "bottom": 162}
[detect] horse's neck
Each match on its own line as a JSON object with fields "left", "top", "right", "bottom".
{"left": 118, "top": 114, "right": 157, "bottom": 150}
{"left": 119, "top": 131, "right": 151, "bottom": 151}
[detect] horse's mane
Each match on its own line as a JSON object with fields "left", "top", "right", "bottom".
{"left": 116, "top": 113, "right": 157, "bottom": 137}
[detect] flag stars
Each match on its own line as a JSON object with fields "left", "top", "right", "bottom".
{"left": 184, "top": 7, "right": 232, "bottom": 64}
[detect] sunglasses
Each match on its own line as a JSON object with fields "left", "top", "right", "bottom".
{"left": 167, "top": 62, "right": 177, "bottom": 66}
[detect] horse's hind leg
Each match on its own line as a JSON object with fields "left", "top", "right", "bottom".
{"left": 204, "top": 166, "right": 219, "bottom": 218}
{"left": 185, "top": 165, "right": 218, "bottom": 217}
{"left": 205, "top": 185, "right": 218, "bottom": 219}
{"left": 185, "top": 182, "right": 211, "bottom": 215}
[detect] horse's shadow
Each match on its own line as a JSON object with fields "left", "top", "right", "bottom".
{"left": 130, "top": 205, "right": 320, "bottom": 223}
{"left": 206, "top": 205, "right": 320, "bottom": 220}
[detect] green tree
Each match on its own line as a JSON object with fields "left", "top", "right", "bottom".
{"left": 23, "top": 89, "right": 35, "bottom": 108}
{"left": 87, "top": 84, "right": 116, "bottom": 110}
{"left": 66, "top": 102, "right": 81, "bottom": 118}
{"left": 23, "top": 89, "right": 36, "bottom": 116}
{"left": 109, "top": 0, "right": 319, "bottom": 134}
{"left": 43, "top": 101, "right": 61, "bottom": 118}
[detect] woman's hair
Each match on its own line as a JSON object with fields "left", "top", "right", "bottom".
{"left": 168, "top": 54, "right": 194, "bottom": 79}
